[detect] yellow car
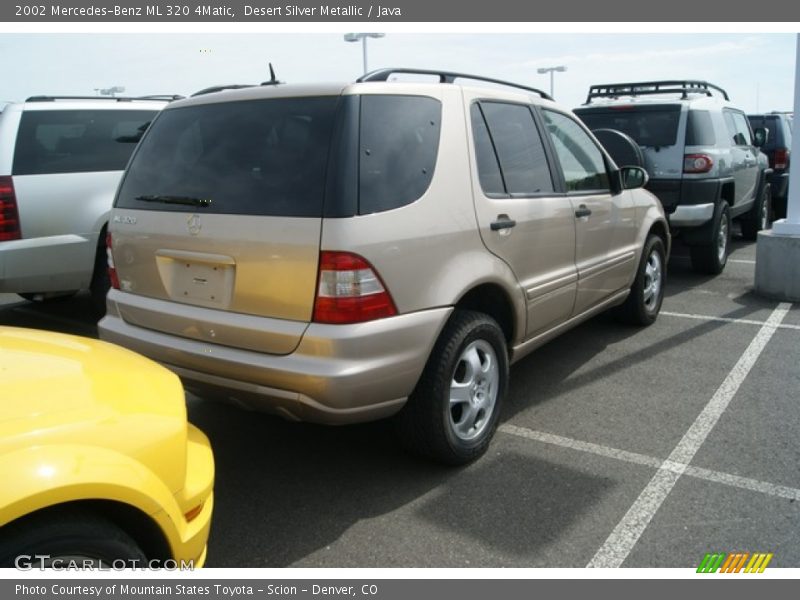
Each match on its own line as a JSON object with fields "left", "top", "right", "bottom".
{"left": 0, "top": 327, "right": 214, "bottom": 569}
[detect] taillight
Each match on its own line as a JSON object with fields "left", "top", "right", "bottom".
{"left": 0, "top": 176, "right": 22, "bottom": 242}
{"left": 312, "top": 251, "right": 397, "bottom": 324}
{"left": 684, "top": 154, "right": 714, "bottom": 174}
{"left": 774, "top": 147, "right": 789, "bottom": 170}
{"left": 106, "top": 232, "right": 120, "bottom": 290}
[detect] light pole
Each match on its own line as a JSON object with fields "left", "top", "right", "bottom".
{"left": 537, "top": 66, "right": 567, "bottom": 98}
{"left": 344, "top": 33, "right": 385, "bottom": 74}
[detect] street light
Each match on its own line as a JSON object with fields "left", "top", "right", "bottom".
{"left": 344, "top": 33, "right": 385, "bottom": 74}
{"left": 537, "top": 66, "right": 567, "bottom": 98}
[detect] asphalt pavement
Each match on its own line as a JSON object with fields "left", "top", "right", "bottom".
{"left": 2, "top": 233, "right": 798, "bottom": 568}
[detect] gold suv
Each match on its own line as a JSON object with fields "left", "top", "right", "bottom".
{"left": 99, "top": 68, "right": 669, "bottom": 465}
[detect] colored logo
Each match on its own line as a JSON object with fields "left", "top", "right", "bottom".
{"left": 697, "top": 552, "right": 773, "bottom": 573}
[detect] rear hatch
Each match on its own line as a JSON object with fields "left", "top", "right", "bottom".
{"left": 575, "top": 104, "right": 684, "bottom": 177}
{"left": 111, "top": 91, "right": 342, "bottom": 355}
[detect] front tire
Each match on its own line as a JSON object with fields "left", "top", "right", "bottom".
{"left": 0, "top": 510, "right": 147, "bottom": 568}
{"left": 690, "top": 202, "right": 731, "bottom": 275}
{"left": 396, "top": 310, "right": 509, "bottom": 465}
{"left": 616, "top": 234, "right": 666, "bottom": 326}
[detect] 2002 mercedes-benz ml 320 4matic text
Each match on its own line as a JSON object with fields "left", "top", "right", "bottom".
{"left": 100, "top": 69, "right": 670, "bottom": 464}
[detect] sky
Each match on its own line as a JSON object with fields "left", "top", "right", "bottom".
{"left": 1, "top": 33, "right": 796, "bottom": 113}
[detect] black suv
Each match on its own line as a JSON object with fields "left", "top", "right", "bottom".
{"left": 748, "top": 112, "right": 792, "bottom": 219}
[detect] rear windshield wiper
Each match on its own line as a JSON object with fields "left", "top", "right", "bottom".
{"left": 135, "top": 195, "right": 212, "bottom": 207}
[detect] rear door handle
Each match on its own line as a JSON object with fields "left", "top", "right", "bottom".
{"left": 490, "top": 217, "right": 517, "bottom": 231}
{"left": 575, "top": 205, "right": 592, "bottom": 218}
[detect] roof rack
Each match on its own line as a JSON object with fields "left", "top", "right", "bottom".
{"left": 357, "top": 68, "right": 553, "bottom": 101}
{"left": 584, "top": 80, "right": 729, "bottom": 104}
{"left": 193, "top": 63, "right": 283, "bottom": 97}
{"left": 25, "top": 95, "right": 183, "bottom": 102}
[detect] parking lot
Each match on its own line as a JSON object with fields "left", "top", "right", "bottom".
{"left": 2, "top": 233, "right": 798, "bottom": 569}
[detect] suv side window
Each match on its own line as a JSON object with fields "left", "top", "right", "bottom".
{"left": 359, "top": 95, "right": 441, "bottom": 214}
{"left": 724, "top": 110, "right": 752, "bottom": 146}
{"left": 12, "top": 110, "right": 156, "bottom": 176}
{"left": 471, "top": 101, "right": 554, "bottom": 196}
{"left": 686, "top": 110, "right": 716, "bottom": 146}
{"left": 541, "top": 109, "right": 610, "bottom": 193}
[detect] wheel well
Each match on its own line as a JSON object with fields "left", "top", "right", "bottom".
{"left": 648, "top": 221, "right": 669, "bottom": 248}
{"left": 1, "top": 500, "right": 172, "bottom": 561}
{"left": 455, "top": 284, "right": 515, "bottom": 344}
{"left": 720, "top": 181, "right": 734, "bottom": 205}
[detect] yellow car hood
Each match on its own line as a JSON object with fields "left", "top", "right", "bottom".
{"left": 0, "top": 327, "right": 188, "bottom": 492}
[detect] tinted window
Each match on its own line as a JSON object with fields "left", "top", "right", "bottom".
{"left": 470, "top": 104, "right": 505, "bottom": 195}
{"left": 359, "top": 95, "right": 441, "bottom": 214}
{"left": 748, "top": 115, "right": 789, "bottom": 150}
{"left": 479, "top": 102, "right": 553, "bottom": 195}
{"left": 542, "top": 110, "right": 610, "bottom": 193}
{"left": 686, "top": 110, "right": 716, "bottom": 146}
{"left": 724, "top": 110, "right": 751, "bottom": 146}
{"left": 575, "top": 105, "right": 681, "bottom": 148}
{"left": 13, "top": 110, "right": 156, "bottom": 175}
{"left": 116, "top": 97, "right": 338, "bottom": 217}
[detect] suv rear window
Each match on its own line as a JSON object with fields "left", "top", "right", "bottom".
{"left": 117, "top": 94, "right": 442, "bottom": 218}
{"left": 12, "top": 110, "right": 157, "bottom": 176}
{"left": 575, "top": 104, "right": 681, "bottom": 148}
{"left": 748, "top": 115, "right": 788, "bottom": 150}
{"left": 116, "top": 97, "right": 339, "bottom": 217}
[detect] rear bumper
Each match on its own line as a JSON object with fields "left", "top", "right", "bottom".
{"left": 99, "top": 290, "right": 452, "bottom": 424}
{"left": 669, "top": 203, "right": 715, "bottom": 227}
{"left": 0, "top": 234, "right": 95, "bottom": 293}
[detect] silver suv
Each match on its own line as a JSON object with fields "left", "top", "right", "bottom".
{"left": 0, "top": 95, "right": 173, "bottom": 312}
{"left": 575, "top": 80, "right": 771, "bottom": 274}
{"left": 99, "top": 69, "right": 670, "bottom": 464}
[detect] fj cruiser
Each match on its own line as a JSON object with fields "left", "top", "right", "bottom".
{"left": 99, "top": 69, "right": 670, "bottom": 464}
{"left": 0, "top": 95, "right": 176, "bottom": 312}
{"left": 575, "top": 80, "right": 772, "bottom": 274}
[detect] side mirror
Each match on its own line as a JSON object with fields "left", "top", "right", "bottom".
{"left": 753, "top": 127, "right": 769, "bottom": 148}
{"left": 621, "top": 166, "right": 649, "bottom": 190}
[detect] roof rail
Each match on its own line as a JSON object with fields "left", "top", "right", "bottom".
{"left": 193, "top": 63, "right": 284, "bottom": 97}
{"left": 584, "top": 80, "right": 730, "bottom": 104}
{"left": 357, "top": 68, "right": 554, "bottom": 101}
{"left": 25, "top": 95, "right": 182, "bottom": 103}
{"left": 191, "top": 84, "right": 256, "bottom": 97}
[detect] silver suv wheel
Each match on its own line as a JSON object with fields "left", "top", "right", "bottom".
{"left": 449, "top": 340, "right": 499, "bottom": 442}
{"left": 396, "top": 310, "right": 509, "bottom": 465}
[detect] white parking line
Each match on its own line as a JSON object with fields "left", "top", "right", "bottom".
{"left": 499, "top": 425, "right": 800, "bottom": 502}
{"left": 729, "top": 259, "right": 756, "bottom": 265}
{"left": 662, "top": 311, "right": 800, "bottom": 331}
{"left": 586, "top": 302, "right": 791, "bottom": 568}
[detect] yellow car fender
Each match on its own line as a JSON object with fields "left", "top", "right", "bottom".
{"left": 0, "top": 443, "right": 186, "bottom": 554}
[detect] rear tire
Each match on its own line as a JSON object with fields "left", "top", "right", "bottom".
{"left": 0, "top": 510, "right": 147, "bottom": 568}
{"left": 690, "top": 202, "right": 730, "bottom": 275}
{"left": 740, "top": 184, "right": 771, "bottom": 241}
{"left": 396, "top": 310, "right": 508, "bottom": 465}
{"left": 615, "top": 234, "right": 666, "bottom": 326}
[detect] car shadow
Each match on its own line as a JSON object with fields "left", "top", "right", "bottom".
{"left": 187, "top": 397, "right": 615, "bottom": 567}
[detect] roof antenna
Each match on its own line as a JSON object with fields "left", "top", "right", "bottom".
{"left": 261, "top": 63, "right": 283, "bottom": 87}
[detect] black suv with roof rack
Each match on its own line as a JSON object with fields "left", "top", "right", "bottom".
{"left": 748, "top": 111, "right": 792, "bottom": 219}
{"left": 575, "top": 80, "right": 772, "bottom": 275}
